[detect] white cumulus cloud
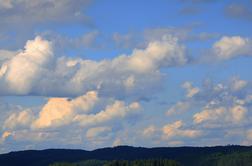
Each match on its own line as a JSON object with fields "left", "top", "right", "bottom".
{"left": 162, "top": 120, "right": 202, "bottom": 139}
{"left": 213, "top": 36, "right": 252, "bottom": 60}
{"left": 0, "top": 35, "right": 188, "bottom": 99}
{"left": 33, "top": 91, "right": 98, "bottom": 129}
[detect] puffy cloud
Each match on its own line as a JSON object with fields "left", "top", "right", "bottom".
{"left": 0, "top": 94, "right": 122, "bottom": 150}
{"left": 142, "top": 125, "right": 157, "bottom": 137}
{"left": 190, "top": 78, "right": 251, "bottom": 126}
{"left": 33, "top": 91, "right": 98, "bottom": 129}
{"left": 162, "top": 120, "right": 202, "bottom": 139}
{"left": 0, "top": 91, "right": 141, "bottom": 151}
{"left": 156, "top": 77, "right": 252, "bottom": 145}
{"left": 193, "top": 105, "right": 247, "bottom": 124}
{"left": 32, "top": 98, "right": 73, "bottom": 129}
{"left": 166, "top": 101, "right": 191, "bottom": 116}
{"left": 14, "top": 90, "right": 139, "bottom": 133}
{"left": 123, "top": 75, "right": 135, "bottom": 89}
{"left": 125, "top": 35, "right": 187, "bottom": 73}
{"left": 0, "top": 49, "right": 17, "bottom": 65}
{"left": 1, "top": 131, "right": 11, "bottom": 139}
{"left": 1, "top": 76, "right": 250, "bottom": 150}
{"left": 74, "top": 101, "right": 141, "bottom": 127}
{"left": 3, "top": 109, "right": 34, "bottom": 130}
{"left": 193, "top": 107, "right": 225, "bottom": 124}
{"left": 213, "top": 36, "right": 252, "bottom": 60}
{"left": 86, "top": 126, "right": 111, "bottom": 139}
{"left": 182, "top": 81, "right": 200, "bottom": 98}
{"left": 112, "top": 138, "right": 123, "bottom": 147}
{"left": 246, "top": 129, "right": 252, "bottom": 141}
{"left": 0, "top": 131, "right": 11, "bottom": 143}
{"left": 0, "top": 35, "right": 187, "bottom": 99}
{"left": 166, "top": 77, "right": 252, "bottom": 144}
{"left": 0, "top": 36, "right": 53, "bottom": 95}
{"left": 230, "top": 77, "right": 247, "bottom": 91}
{"left": 230, "top": 105, "right": 248, "bottom": 123}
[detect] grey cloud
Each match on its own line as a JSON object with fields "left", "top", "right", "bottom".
{"left": 178, "top": 0, "right": 218, "bottom": 3}
{"left": 111, "top": 27, "right": 219, "bottom": 50}
{"left": 179, "top": 6, "right": 202, "bottom": 15}
{"left": 0, "top": 0, "right": 93, "bottom": 27}
{"left": 0, "top": 0, "right": 94, "bottom": 51}
{"left": 39, "top": 30, "right": 103, "bottom": 52}
{"left": 225, "top": 3, "right": 252, "bottom": 21}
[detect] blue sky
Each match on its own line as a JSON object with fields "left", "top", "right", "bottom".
{"left": 0, "top": 0, "right": 252, "bottom": 153}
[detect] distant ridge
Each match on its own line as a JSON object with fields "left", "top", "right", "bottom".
{"left": 0, "top": 145, "right": 252, "bottom": 166}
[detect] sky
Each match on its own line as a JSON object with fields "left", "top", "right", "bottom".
{"left": 0, "top": 0, "right": 252, "bottom": 153}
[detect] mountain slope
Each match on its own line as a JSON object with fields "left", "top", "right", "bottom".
{"left": 0, "top": 145, "right": 252, "bottom": 166}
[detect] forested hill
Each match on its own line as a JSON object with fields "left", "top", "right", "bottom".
{"left": 0, "top": 145, "right": 252, "bottom": 166}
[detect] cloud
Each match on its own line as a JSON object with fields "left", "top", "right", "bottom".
{"left": 193, "top": 105, "right": 247, "bottom": 125}
{"left": 246, "top": 129, "right": 252, "bottom": 141}
{"left": 111, "top": 27, "right": 219, "bottom": 50}
{"left": 1, "top": 77, "right": 251, "bottom": 150}
{"left": 182, "top": 81, "right": 200, "bottom": 98}
{"left": 142, "top": 125, "right": 157, "bottom": 137}
{"left": 193, "top": 107, "right": 225, "bottom": 124}
{"left": 0, "top": 0, "right": 93, "bottom": 28}
{"left": 0, "top": 0, "right": 13, "bottom": 9}
{"left": 165, "top": 77, "right": 252, "bottom": 145}
{"left": 74, "top": 101, "right": 141, "bottom": 127}
{"left": 0, "top": 94, "right": 138, "bottom": 151}
{"left": 0, "top": 131, "right": 11, "bottom": 144}
{"left": 0, "top": 0, "right": 94, "bottom": 51}
{"left": 41, "top": 30, "right": 102, "bottom": 51}
{"left": 141, "top": 121, "right": 202, "bottom": 144}
{"left": 177, "top": 0, "right": 219, "bottom": 16}
{"left": 33, "top": 91, "right": 98, "bottom": 129}
{"left": 124, "top": 35, "right": 187, "bottom": 72}
{"left": 0, "top": 35, "right": 188, "bottom": 99}
{"left": 0, "top": 49, "right": 17, "bottom": 65}
{"left": 225, "top": 3, "right": 252, "bottom": 21}
{"left": 179, "top": 6, "right": 201, "bottom": 15}
{"left": 166, "top": 101, "right": 192, "bottom": 116}
{"left": 112, "top": 32, "right": 136, "bottom": 49}
{"left": 0, "top": 91, "right": 141, "bottom": 151}
{"left": 230, "top": 77, "right": 248, "bottom": 91}
{"left": 162, "top": 120, "right": 202, "bottom": 139}
{"left": 213, "top": 36, "right": 252, "bottom": 60}
{"left": 0, "top": 36, "right": 54, "bottom": 95}
{"left": 10, "top": 130, "right": 56, "bottom": 142}
{"left": 3, "top": 90, "right": 139, "bottom": 132}
{"left": 3, "top": 109, "right": 34, "bottom": 130}
{"left": 178, "top": 0, "right": 218, "bottom": 3}
{"left": 112, "top": 138, "right": 123, "bottom": 147}
{"left": 86, "top": 126, "right": 111, "bottom": 139}
{"left": 143, "top": 27, "right": 218, "bottom": 44}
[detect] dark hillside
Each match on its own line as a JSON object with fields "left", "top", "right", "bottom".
{"left": 0, "top": 145, "right": 252, "bottom": 166}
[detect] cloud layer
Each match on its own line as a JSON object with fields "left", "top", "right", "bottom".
{"left": 0, "top": 35, "right": 188, "bottom": 98}
{"left": 0, "top": 33, "right": 252, "bottom": 152}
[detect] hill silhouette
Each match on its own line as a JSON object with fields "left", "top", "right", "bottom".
{"left": 0, "top": 145, "right": 252, "bottom": 166}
